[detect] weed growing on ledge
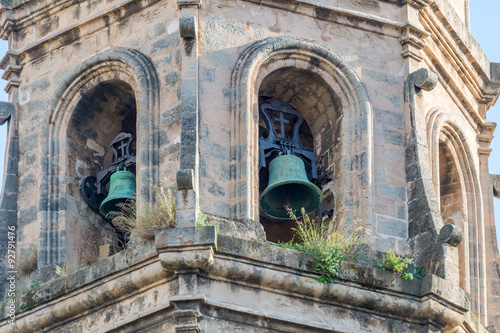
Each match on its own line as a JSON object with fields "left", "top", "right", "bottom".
{"left": 280, "top": 208, "right": 371, "bottom": 283}
{"left": 21, "top": 282, "right": 40, "bottom": 296}
{"left": 108, "top": 187, "right": 175, "bottom": 243}
{"left": 375, "top": 250, "right": 425, "bottom": 280}
{"left": 196, "top": 210, "right": 222, "bottom": 234}
{"left": 196, "top": 208, "right": 209, "bottom": 227}
{"left": 55, "top": 265, "right": 67, "bottom": 278}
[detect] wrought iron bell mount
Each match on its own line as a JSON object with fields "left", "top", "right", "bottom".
{"left": 258, "top": 100, "right": 330, "bottom": 219}
{"left": 80, "top": 132, "right": 137, "bottom": 220}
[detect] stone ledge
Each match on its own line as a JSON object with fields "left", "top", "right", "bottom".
{"left": 0, "top": 227, "right": 475, "bottom": 332}
{"left": 0, "top": 241, "right": 158, "bottom": 322}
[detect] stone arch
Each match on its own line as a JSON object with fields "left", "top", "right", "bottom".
{"left": 40, "top": 48, "right": 160, "bottom": 268}
{"left": 230, "top": 37, "right": 374, "bottom": 234}
{"left": 427, "top": 109, "right": 485, "bottom": 319}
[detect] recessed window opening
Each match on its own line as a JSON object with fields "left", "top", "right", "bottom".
{"left": 67, "top": 80, "right": 137, "bottom": 265}
{"left": 258, "top": 68, "right": 339, "bottom": 243}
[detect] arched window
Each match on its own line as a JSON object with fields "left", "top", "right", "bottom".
{"left": 68, "top": 80, "right": 137, "bottom": 264}
{"left": 257, "top": 68, "right": 339, "bottom": 242}
{"left": 428, "top": 110, "right": 485, "bottom": 320}
{"left": 230, "top": 37, "right": 374, "bottom": 240}
{"left": 438, "top": 135, "right": 468, "bottom": 290}
{"left": 41, "top": 49, "right": 159, "bottom": 270}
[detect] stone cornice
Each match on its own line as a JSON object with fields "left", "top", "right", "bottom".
{"left": 0, "top": 50, "right": 21, "bottom": 93}
{"left": 243, "top": 0, "right": 404, "bottom": 38}
{"left": 420, "top": 2, "right": 500, "bottom": 112}
{"left": 0, "top": 0, "right": 87, "bottom": 38}
{"left": 0, "top": 228, "right": 480, "bottom": 332}
{"left": 159, "top": 229, "right": 470, "bottom": 330}
{"left": 0, "top": 0, "right": 162, "bottom": 66}
{"left": 401, "top": 0, "right": 432, "bottom": 9}
{"left": 399, "top": 21, "right": 430, "bottom": 61}
{"left": 418, "top": 8, "right": 500, "bottom": 131}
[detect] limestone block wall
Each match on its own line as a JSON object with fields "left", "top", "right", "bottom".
{"left": 197, "top": 0, "right": 409, "bottom": 253}
{"left": 1, "top": 0, "right": 184, "bottom": 271}
{"left": 0, "top": 0, "right": 499, "bottom": 330}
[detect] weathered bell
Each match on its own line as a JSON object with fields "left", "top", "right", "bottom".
{"left": 260, "top": 152, "right": 323, "bottom": 219}
{"left": 99, "top": 168, "right": 136, "bottom": 218}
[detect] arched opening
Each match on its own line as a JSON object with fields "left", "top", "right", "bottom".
{"left": 428, "top": 111, "right": 486, "bottom": 321}
{"left": 230, "top": 37, "right": 374, "bottom": 241}
{"left": 66, "top": 80, "right": 137, "bottom": 267}
{"left": 257, "top": 68, "right": 340, "bottom": 242}
{"left": 41, "top": 48, "right": 159, "bottom": 269}
{"left": 438, "top": 138, "right": 467, "bottom": 290}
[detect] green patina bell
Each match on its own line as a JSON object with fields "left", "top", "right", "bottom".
{"left": 99, "top": 168, "right": 136, "bottom": 218}
{"left": 260, "top": 152, "right": 323, "bottom": 219}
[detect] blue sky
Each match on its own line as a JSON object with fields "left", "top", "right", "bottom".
{"left": 0, "top": 3, "right": 499, "bottom": 248}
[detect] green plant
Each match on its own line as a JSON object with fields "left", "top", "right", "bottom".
{"left": 281, "top": 208, "right": 371, "bottom": 283}
{"left": 22, "top": 282, "right": 39, "bottom": 295}
{"left": 196, "top": 210, "right": 221, "bottom": 234}
{"left": 19, "top": 305, "right": 26, "bottom": 311}
{"left": 411, "top": 265, "right": 426, "bottom": 279}
{"left": 196, "top": 209, "right": 209, "bottom": 227}
{"left": 108, "top": 187, "right": 175, "bottom": 243}
{"left": 376, "top": 250, "right": 424, "bottom": 280}
{"left": 55, "top": 264, "right": 67, "bottom": 278}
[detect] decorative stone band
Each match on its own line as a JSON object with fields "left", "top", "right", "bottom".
{"left": 491, "top": 174, "right": 500, "bottom": 198}
{"left": 1, "top": 260, "right": 167, "bottom": 333}
{"left": 0, "top": 102, "right": 15, "bottom": 125}
{"left": 439, "top": 224, "right": 464, "bottom": 247}
{"left": 402, "top": 0, "right": 431, "bottom": 9}
{"left": 156, "top": 228, "right": 468, "bottom": 331}
{"left": 4, "top": 229, "right": 469, "bottom": 332}
{"left": 177, "top": 0, "right": 202, "bottom": 7}
{"left": 411, "top": 68, "right": 438, "bottom": 91}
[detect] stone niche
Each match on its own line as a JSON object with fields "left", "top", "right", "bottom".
{"left": 67, "top": 80, "right": 137, "bottom": 268}
{"left": 257, "top": 67, "right": 341, "bottom": 242}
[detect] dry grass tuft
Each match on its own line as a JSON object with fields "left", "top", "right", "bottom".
{"left": 18, "top": 247, "right": 38, "bottom": 276}
{"left": 108, "top": 187, "right": 175, "bottom": 243}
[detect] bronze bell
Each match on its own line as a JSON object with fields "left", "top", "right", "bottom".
{"left": 260, "top": 152, "right": 323, "bottom": 219}
{"left": 99, "top": 167, "right": 136, "bottom": 218}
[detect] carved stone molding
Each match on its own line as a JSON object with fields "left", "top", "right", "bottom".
{"left": 179, "top": 16, "right": 197, "bottom": 38}
{"left": 399, "top": 23, "right": 429, "bottom": 62}
{"left": 0, "top": 102, "right": 15, "bottom": 125}
{"left": 491, "top": 174, "right": 500, "bottom": 198}
{"left": 401, "top": 0, "right": 431, "bottom": 9}
{"left": 0, "top": 51, "right": 23, "bottom": 94}
{"left": 439, "top": 224, "right": 464, "bottom": 247}
{"left": 177, "top": 0, "right": 202, "bottom": 8}
{"left": 411, "top": 68, "right": 438, "bottom": 91}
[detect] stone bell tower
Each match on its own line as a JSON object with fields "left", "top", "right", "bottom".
{"left": 0, "top": 0, "right": 500, "bottom": 332}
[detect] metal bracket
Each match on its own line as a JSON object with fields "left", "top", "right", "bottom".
{"left": 259, "top": 101, "right": 322, "bottom": 182}
{"left": 80, "top": 132, "right": 136, "bottom": 213}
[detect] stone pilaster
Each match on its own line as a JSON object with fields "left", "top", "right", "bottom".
{"left": 157, "top": 226, "right": 215, "bottom": 332}
{"left": 404, "top": 68, "right": 444, "bottom": 272}
{"left": 0, "top": 51, "right": 21, "bottom": 301}
{"left": 0, "top": 102, "right": 18, "bottom": 301}
{"left": 176, "top": 0, "right": 201, "bottom": 227}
